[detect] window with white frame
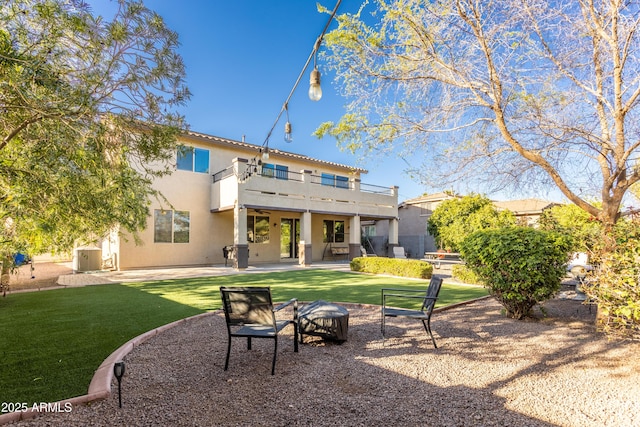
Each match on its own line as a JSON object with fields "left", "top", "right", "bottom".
{"left": 177, "top": 146, "right": 209, "bottom": 173}
{"left": 321, "top": 173, "right": 349, "bottom": 189}
{"left": 362, "top": 224, "right": 376, "bottom": 237}
{"left": 154, "top": 210, "right": 190, "bottom": 243}
{"left": 262, "top": 163, "right": 288, "bottom": 180}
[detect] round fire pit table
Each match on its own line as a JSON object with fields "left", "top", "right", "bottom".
{"left": 298, "top": 300, "right": 349, "bottom": 343}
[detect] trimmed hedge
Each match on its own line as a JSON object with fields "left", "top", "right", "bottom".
{"left": 452, "top": 264, "right": 483, "bottom": 285}
{"left": 350, "top": 257, "right": 433, "bottom": 279}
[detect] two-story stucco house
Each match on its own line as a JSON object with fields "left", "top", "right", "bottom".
{"left": 102, "top": 131, "right": 400, "bottom": 270}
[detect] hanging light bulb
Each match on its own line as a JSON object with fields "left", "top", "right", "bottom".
{"left": 309, "top": 68, "right": 322, "bottom": 101}
{"left": 261, "top": 147, "right": 270, "bottom": 160}
{"left": 284, "top": 122, "right": 293, "bottom": 143}
{"left": 283, "top": 103, "right": 293, "bottom": 143}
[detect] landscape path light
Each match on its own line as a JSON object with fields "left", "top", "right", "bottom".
{"left": 113, "top": 361, "right": 125, "bottom": 408}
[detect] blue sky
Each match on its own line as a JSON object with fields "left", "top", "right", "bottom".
{"left": 84, "top": 1, "right": 640, "bottom": 210}
{"left": 87, "top": 0, "right": 434, "bottom": 202}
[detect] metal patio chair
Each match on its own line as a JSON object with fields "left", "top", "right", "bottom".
{"left": 381, "top": 276, "right": 443, "bottom": 348}
{"left": 220, "top": 286, "right": 298, "bottom": 375}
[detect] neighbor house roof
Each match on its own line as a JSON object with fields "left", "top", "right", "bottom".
{"left": 399, "top": 194, "right": 558, "bottom": 215}
{"left": 493, "top": 198, "right": 559, "bottom": 215}
{"left": 400, "top": 192, "right": 460, "bottom": 207}
{"left": 183, "top": 131, "right": 368, "bottom": 174}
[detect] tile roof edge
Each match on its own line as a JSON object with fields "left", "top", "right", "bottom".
{"left": 183, "top": 131, "right": 368, "bottom": 174}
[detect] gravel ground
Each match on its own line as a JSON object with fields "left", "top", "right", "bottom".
{"left": 12, "top": 295, "right": 640, "bottom": 427}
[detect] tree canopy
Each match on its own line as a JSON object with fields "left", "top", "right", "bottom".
{"left": 538, "top": 203, "right": 603, "bottom": 254}
{"left": 0, "top": 0, "right": 189, "bottom": 261}
{"left": 316, "top": 0, "right": 640, "bottom": 227}
{"left": 427, "top": 194, "right": 515, "bottom": 252}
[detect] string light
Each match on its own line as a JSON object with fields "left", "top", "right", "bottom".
{"left": 309, "top": 37, "right": 323, "bottom": 102}
{"left": 240, "top": 0, "right": 342, "bottom": 182}
{"left": 309, "top": 68, "right": 322, "bottom": 101}
{"left": 284, "top": 103, "right": 293, "bottom": 142}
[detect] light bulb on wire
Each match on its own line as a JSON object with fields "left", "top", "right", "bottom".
{"left": 309, "top": 68, "right": 322, "bottom": 101}
{"left": 284, "top": 122, "right": 293, "bottom": 143}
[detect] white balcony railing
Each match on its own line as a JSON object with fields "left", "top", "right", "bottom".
{"left": 211, "top": 161, "right": 398, "bottom": 218}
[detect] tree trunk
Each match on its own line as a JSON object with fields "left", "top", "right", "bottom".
{"left": 1, "top": 254, "right": 12, "bottom": 297}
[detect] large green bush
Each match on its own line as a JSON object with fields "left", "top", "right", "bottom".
{"left": 350, "top": 257, "right": 433, "bottom": 279}
{"left": 459, "top": 227, "right": 572, "bottom": 319}
{"left": 584, "top": 219, "right": 640, "bottom": 339}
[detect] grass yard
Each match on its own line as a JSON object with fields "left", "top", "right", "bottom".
{"left": 0, "top": 269, "right": 487, "bottom": 406}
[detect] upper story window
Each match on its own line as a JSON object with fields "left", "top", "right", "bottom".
{"left": 321, "top": 173, "right": 349, "bottom": 189}
{"left": 420, "top": 203, "right": 433, "bottom": 216}
{"left": 177, "top": 146, "right": 209, "bottom": 173}
{"left": 262, "top": 163, "right": 288, "bottom": 180}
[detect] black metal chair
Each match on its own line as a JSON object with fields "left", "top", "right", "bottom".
{"left": 220, "top": 286, "right": 298, "bottom": 375}
{"left": 381, "top": 276, "right": 443, "bottom": 348}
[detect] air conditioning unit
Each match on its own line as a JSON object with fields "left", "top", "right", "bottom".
{"left": 73, "top": 247, "right": 102, "bottom": 273}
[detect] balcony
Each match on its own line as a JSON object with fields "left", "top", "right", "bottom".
{"left": 211, "top": 160, "right": 398, "bottom": 218}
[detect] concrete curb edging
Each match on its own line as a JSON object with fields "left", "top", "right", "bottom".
{"left": 0, "top": 311, "right": 219, "bottom": 425}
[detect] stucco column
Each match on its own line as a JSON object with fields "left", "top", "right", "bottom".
{"left": 387, "top": 217, "right": 399, "bottom": 257}
{"left": 349, "top": 215, "right": 361, "bottom": 260}
{"left": 234, "top": 203, "right": 249, "bottom": 269}
{"left": 299, "top": 211, "right": 312, "bottom": 266}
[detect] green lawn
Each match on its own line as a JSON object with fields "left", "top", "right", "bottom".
{"left": 0, "top": 270, "right": 487, "bottom": 406}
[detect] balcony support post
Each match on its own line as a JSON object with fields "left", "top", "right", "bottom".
{"left": 349, "top": 215, "right": 361, "bottom": 260}
{"left": 387, "top": 217, "right": 400, "bottom": 257}
{"left": 299, "top": 211, "right": 313, "bottom": 267}
{"left": 233, "top": 202, "right": 249, "bottom": 269}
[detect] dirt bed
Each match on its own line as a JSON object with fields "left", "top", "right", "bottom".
{"left": 7, "top": 261, "right": 73, "bottom": 291}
